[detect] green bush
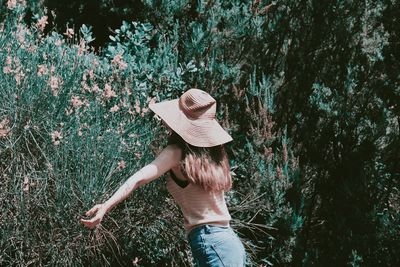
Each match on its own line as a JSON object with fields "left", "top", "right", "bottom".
{"left": 0, "top": 1, "right": 300, "bottom": 266}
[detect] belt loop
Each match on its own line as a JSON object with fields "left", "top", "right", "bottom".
{"left": 205, "top": 224, "right": 211, "bottom": 234}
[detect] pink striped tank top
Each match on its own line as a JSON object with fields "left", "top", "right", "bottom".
{"left": 166, "top": 171, "right": 231, "bottom": 235}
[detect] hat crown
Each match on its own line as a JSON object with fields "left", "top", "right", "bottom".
{"left": 179, "top": 89, "right": 216, "bottom": 119}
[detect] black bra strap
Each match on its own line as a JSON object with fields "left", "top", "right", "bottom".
{"left": 169, "top": 170, "right": 189, "bottom": 188}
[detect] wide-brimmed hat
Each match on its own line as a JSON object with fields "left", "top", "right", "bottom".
{"left": 149, "top": 88, "right": 233, "bottom": 147}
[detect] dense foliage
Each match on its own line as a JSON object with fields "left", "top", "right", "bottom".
{"left": 0, "top": 0, "right": 399, "bottom": 266}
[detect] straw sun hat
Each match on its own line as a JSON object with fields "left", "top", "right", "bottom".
{"left": 149, "top": 88, "right": 233, "bottom": 147}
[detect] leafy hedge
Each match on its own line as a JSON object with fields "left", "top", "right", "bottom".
{"left": 0, "top": 1, "right": 301, "bottom": 266}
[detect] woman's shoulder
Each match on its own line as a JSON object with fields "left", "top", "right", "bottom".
{"left": 162, "top": 144, "right": 183, "bottom": 162}
{"left": 165, "top": 143, "right": 182, "bottom": 152}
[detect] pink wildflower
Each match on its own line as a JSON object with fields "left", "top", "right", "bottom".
{"left": 51, "top": 130, "right": 63, "bottom": 145}
{"left": 15, "top": 25, "right": 26, "bottom": 46}
{"left": 122, "top": 100, "right": 129, "bottom": 108}
{"left": 111, "top": 54, "right": 128, "bottom": 70}
{"left": 70, "top": 96, "right": 84, "bottom": 108}
{"left": 110, "top": 105, "right": 120, "bottom": 113}
{"left": 92, "top": 83, "right": 99, "bottom": 93}
{"left": 37, "top": 64, "right": 48, "bottom": 76}
{"left": 132, "top": 257, "right": 141, "bottom": 266}
{"left": 140, "top": 98, "right": 154, "bottom": 117}
{"left": 7, "top": 0, "right": 17, "bottom": 10}
{"left": 63, "top": 27, "right": 74, "bottom": 39}
{"left": 276, "top": 165, "right": 282, "bottom": 178}
{"left": 112, "top": 54, "right": 120, "bottom": 65}
{"left": 77, "top": 39, "right": 87, "bottom": 56}
{"left": 15, "top": 70, "right": 25, "bottom": 85}
{"left": 36, "top": 15, "right": 48, "bottom": 32}
{"left": 141, "top": 107, "right": 149, "bottom": 117}
{"left": 22, "top": 175, "right": 30, "bottom": 192}
{"left": 49, "top": 76, "right": 62, "bottom": 96}
{"left": 92, "top": 58, "right": 99, "bottom": 67}
{"left": 148, "top": 97, "right": 156, "bottom": 106}
{"left": 118, "top": 122, "right": 125, "bottom": 135}
{"left": 26, "top": 45, "right": 37, "bottom": 53}
{"left": 134, "top": 100, "right": 141, "bottom": 114}
{"left": 81, "top": 81, "right": 91, "bottom": 92}
{"left": 265, "top": 147, "right": 274, "bottom": 162}
{"left": 119, "top": 61, "right": 128, "bottom": 70}
{"left": 77, "top": 123, "right": 88, "bottom": 136}
{"left": 89, "top": 69, "right": 94, "bottom": 79}
{"left": 117, "top": 160, "right": 126, "bottom": 170}
{"left": 102, "top": 84, "right": 117, "bottom": 99}
{"left": 55, "top": 39, "right": 63, "bottom": 46}
{"left": 6, "top": 56, "right": 12, "bottom": 65}
{"left": 3, "top": 66, "right": 12, "bottom": 74}
{"left": 0, "top": 118, "right": 11, "bottom": 138}
{"left": 125, "top": 87, "right": 132, "bottom": 96}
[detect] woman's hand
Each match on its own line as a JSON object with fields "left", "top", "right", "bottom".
{"left": 80, "top": 203, "right": 107, "bottom": 229}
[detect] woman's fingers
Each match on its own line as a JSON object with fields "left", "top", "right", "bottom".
{"left": 86, "top": 204, "right": 101, "bottom": 216}
{"left": 80, "top": 219, "right": 95, "bottom": 229}
{"left": 80, "top": 216, "right": 101, "bottom": 229}
{"left": 81, "top": 204, "right": 106, "bottom": 229}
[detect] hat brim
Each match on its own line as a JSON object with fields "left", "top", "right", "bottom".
{"left": 149, "top": 99, "right": 233, "bottom": 147}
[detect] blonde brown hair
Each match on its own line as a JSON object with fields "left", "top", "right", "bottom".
{"left": 168, "top": 132, "right": 232, "bottom": 192}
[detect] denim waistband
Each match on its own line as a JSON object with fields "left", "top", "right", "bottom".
{"left": 187, "top": 224, "right": 231, "bottom": 242}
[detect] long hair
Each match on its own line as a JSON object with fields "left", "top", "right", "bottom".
{"left": 168, "top": 132, "right": 232, "bottom": 192}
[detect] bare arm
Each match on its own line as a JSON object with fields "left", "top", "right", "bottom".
{"left": 80, "top": 144, "right": 181, "bottom": 229}
{"left": 103, "top": 144, "right": 181, "bottom": 212}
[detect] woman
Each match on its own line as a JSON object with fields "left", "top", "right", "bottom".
{"left": 80, "top": 88, "right": 247, "bottom": 266}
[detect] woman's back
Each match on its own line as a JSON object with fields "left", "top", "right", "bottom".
{"left": 167, "top": 166, "right": 231, "bottom": 236}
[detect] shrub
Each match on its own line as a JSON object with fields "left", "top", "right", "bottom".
{"left": 0, "top": 2, "right": 300, "bottom": 266}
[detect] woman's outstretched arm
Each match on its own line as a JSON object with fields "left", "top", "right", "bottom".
{"left": 80, "top": 144, "right": 181, "bottom": 229}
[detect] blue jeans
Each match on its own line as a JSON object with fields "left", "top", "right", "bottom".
{"left": 188, "top": 224, "right": 247, "bottom": 267}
